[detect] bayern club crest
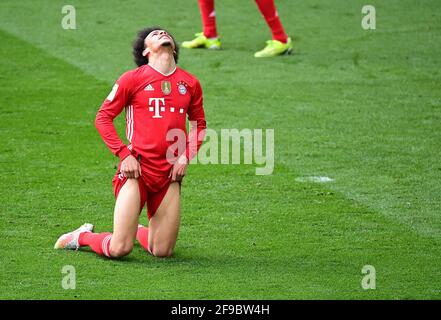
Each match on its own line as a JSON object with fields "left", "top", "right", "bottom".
{"left": 177, "top": 81, "right": 188, "bottom": 95}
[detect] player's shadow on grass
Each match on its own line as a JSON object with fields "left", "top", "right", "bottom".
{"left": 80, "top": 246, "right": 274, "bottom": 274}
{"left": 77, "top": 243, "right": 279, "bottom": 272}
{"left": 77, "top": 245, "right": 198, "bottom": 264}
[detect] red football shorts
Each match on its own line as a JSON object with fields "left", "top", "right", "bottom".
{"left": 112, "top": 162, "right": 172, "bottom": 220}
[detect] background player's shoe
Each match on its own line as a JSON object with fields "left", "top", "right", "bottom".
{"left": 182, "top": 32, "right": 221, "bottom": 50}
{"left": 54, "top": 223, "right": 94, "bottom": 250}
{"left": 254, "top": 37, "right": 293, "bottom": 58}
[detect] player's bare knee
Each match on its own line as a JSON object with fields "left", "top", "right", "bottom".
{"left": 151, "top": 246, "right": 173, "bottom": 258}
{"left": 110, "top": 242, "right": 133, "bottom": 257}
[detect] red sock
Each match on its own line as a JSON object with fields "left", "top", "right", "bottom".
{"left": 198, "top": 0, "right": 217, "bottom": 38}
{"left": 78, "top": 232, "right": 112, "bottom": 258}
{"left": 255, "top": 0, "right": 288, "bottom": 43}
{"left": 136, "top": 225, "right": 151, "bottom": 254}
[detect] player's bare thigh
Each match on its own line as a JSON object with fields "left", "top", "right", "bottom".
{"left": 109, "top": 178, "right": 141, "bottom": 257}
{"left": 148, "top": 182, "right": 181, "bottom": 257}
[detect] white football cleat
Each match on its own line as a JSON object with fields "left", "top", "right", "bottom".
{"left": 54, "top": 223, "right": 94, "bottom": 250}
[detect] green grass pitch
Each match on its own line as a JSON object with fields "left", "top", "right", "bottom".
{"left": 0, "top": 0, "right": 440, "bottom": 299}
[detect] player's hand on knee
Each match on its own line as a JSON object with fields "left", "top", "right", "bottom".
{"left": 121, "top": 155, "right": 142, "bottom": 179}
{"left": 169, "top": 155, "right": 188, "bottom": 182}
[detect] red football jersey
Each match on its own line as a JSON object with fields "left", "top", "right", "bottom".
{"left": 95, "top": 64, "right": 206, "bottom": 176}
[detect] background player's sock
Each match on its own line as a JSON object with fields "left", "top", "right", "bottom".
{"left": 255, "top": 0, "right": 288, "bottom": 43}
{"left": 78, "top": 232, "right": 113, "bottom": 257}
{"left": 136, "top": 225, "right": 151, "bottom": 254}
{"left": 198, "top": 0, "right": 217, "bottom": 38}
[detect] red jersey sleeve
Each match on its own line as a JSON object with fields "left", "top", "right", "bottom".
{"left": 95, "top": 72, "right": 133, "bottom": 161}
{"left": 186, "top": 79, "right": 207, "bottom": 161}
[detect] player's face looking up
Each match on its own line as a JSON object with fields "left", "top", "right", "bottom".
{"left": 143, "top": 29, "right": 176, "bottom": 58}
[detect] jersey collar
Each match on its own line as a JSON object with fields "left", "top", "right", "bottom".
{"left": 147, "top": 64, "right": 177, "bottom": 77}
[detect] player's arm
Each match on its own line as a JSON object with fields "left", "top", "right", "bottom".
{"left": 170, "top": 79, "right": 207, "bottom": 181}
{"left": 95, "top": 72, "right": 141, "bottom": 179}
{"left": 186, "top": 79, "right": 207, "bottom": 160}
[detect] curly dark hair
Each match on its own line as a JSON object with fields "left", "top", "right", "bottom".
{"left": 132, "top": 26, "right": 179, "bottom": 67}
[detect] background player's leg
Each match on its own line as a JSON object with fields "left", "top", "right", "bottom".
{"left": 199, "top": 0, "right": 217, "bottom": 38}
{"left": 182, "top": 0, "right": 221, "bottom": 49}
{"left": 148, "top": 182, "right": 181, "bottom": 257}
{"left": 108, "top": 178, "right": 141, "bottom": 257}
{"left": 255, "top": 0, "right": 288, "bottom": 43}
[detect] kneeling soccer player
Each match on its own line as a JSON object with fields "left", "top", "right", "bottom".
{"left": 54, "top": 27, "right": 206, "bottom": 258}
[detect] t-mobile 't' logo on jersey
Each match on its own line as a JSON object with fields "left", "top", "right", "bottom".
{"left": 148, "top": 97, "right": 165, "bottom": 118}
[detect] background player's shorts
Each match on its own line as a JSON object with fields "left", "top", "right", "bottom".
{"left": 112, "top": 163, "right": 172, "bottom": 220}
